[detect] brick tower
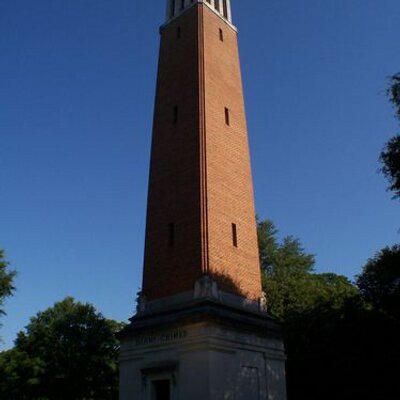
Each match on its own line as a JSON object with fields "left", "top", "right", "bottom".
{"left": 119, "top": 2, "right": 287, "bottom": 399}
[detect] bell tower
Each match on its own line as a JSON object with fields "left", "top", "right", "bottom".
{"left": 119, "top": 2, "right": 287, "bottom": 399}
{"left": 143, "top": 0, "right": 261, "bottom": 304}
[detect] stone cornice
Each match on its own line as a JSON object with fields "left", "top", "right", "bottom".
{"left": 162, "top": 0, "right": 237, "bottom": 32}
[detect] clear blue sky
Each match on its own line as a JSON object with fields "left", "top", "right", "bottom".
{"left": 1, "top": 0, "right": 399, "bottom": 350}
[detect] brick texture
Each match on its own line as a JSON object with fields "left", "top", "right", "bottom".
{"left": 142, "top": 4, "right": 262, "bottom": 301}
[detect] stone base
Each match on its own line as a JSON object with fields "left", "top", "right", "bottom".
{"left": 119, "top": 299, "right": 287, "bottom": 400}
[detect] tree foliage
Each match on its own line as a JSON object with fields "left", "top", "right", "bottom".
{"left": 258, "top": 219, "right": 357, "bottom": 321}
{"left": 380, "top": 135, "right": 400, "bottom": 199}
{"left": 388, "top": 73, "right": 400, "bottom": 118}
{"left": 258, "top": 218, "right": 399, "bottom": 400}
{"left": 357, "top": 244, "right": 400, "bottom": 317}
{"left": 380, "top": 73, "right": 400, "bottom": 199}
{"left": 0, "top": 297, "right": 123, "bottom": 400}
{"left": 0, "top": 249, "right": 16, "bottom": 323}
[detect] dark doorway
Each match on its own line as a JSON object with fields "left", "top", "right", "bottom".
{"left": 152, "top": 379, "right": 171, "bottom": 400}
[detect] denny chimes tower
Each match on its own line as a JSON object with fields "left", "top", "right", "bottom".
{"left": 143, "top": 0, "right": 261, "bottom": 304}
{"left": 119, "top": 1, "right": 287, "bottom": 399}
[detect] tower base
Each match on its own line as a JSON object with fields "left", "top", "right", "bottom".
{"left": 119, "top": 298, "right": 287, "bottom": 400}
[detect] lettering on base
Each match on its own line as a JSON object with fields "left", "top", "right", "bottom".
{"left": 135, "top": 330, "right": 187, "bottom": 347}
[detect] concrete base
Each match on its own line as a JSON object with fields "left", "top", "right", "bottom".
{"left": 119, "top": 299, "right": 287, "bottom": 400}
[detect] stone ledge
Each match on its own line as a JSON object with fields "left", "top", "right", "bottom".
{"left": 119, "top": 298, "right": 282, "bottom": 341}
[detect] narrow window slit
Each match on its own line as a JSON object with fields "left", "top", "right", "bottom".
{"left": 225, "top": 107, "right": 230, "bottom": 126}
{"left": 168, "top": 223, "right": 175, "bottom": 247}
{"left": 173, "top": 106, "right": 178, "bottom": 124}
{"left": 219, "top": 28, "right": 224, "bottom": 42}
{"left": 232, "top": 223, "right": 238, "bottom": 247}
{"left": 177, "top": 26, "right": 181, "bottom": 39}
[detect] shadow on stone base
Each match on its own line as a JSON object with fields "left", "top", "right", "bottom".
{"left": 119, "top": 299, "right": 287, "bottom": 400}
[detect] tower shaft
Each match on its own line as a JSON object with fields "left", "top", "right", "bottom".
{"left": 143, "top": 2, "right": 261, "bottom": 302}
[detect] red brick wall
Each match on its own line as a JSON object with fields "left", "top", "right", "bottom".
{"left": 142, "top": 7, "right": 204, "bottom": 299}
{"left": 142, "top": 4, "right": 262, "bottom": 301}
{"left": 203, "top": 8, "right": 262, "bottom": 300}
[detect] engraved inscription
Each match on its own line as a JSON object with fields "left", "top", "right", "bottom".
{"left": 135, "top": 330, "right": 187, "bottom": 346}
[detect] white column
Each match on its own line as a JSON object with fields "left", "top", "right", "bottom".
{"left": 166, "top": 0, "right": 233, "bottom": 23}
{"left": 226, "top": 0, "right": 232, "bottom": 23}
{"left": 174, "top": 0, "right": 179, "bottom": 15}
{"left": 215, "top": 0, "right": 221, "bottom": 14}
{"left": 166, "top": 0, "right": 172, "bottom": 20}
{"left": 166, "top": 0, "right": 178, "bottom": 20}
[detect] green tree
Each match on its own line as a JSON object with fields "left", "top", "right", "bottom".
{"left": 257, "top": 219, "right": 370, "bottom": 399}
{"left": 357, "top": 244, "right": 400, "bottom": 317}
{"left": 0, "top": 297, "right": 123, "bottom": 400}
{"left": 257, "top": 219, "right": 400, "bottom": 399}
{"left": 258, "top": 219, "right": 357, "bottom": 321}
{"left": 0, "top": 249, "right": 16, "bottom": 328}
{"left": 380, "top": 73, "right": 400, "bottom": 199}
{"left": 388, "top": 73, "right": 400, "bottom": 117}
{"left": 0, "top": 347, "right": 41, "bottom": 399}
